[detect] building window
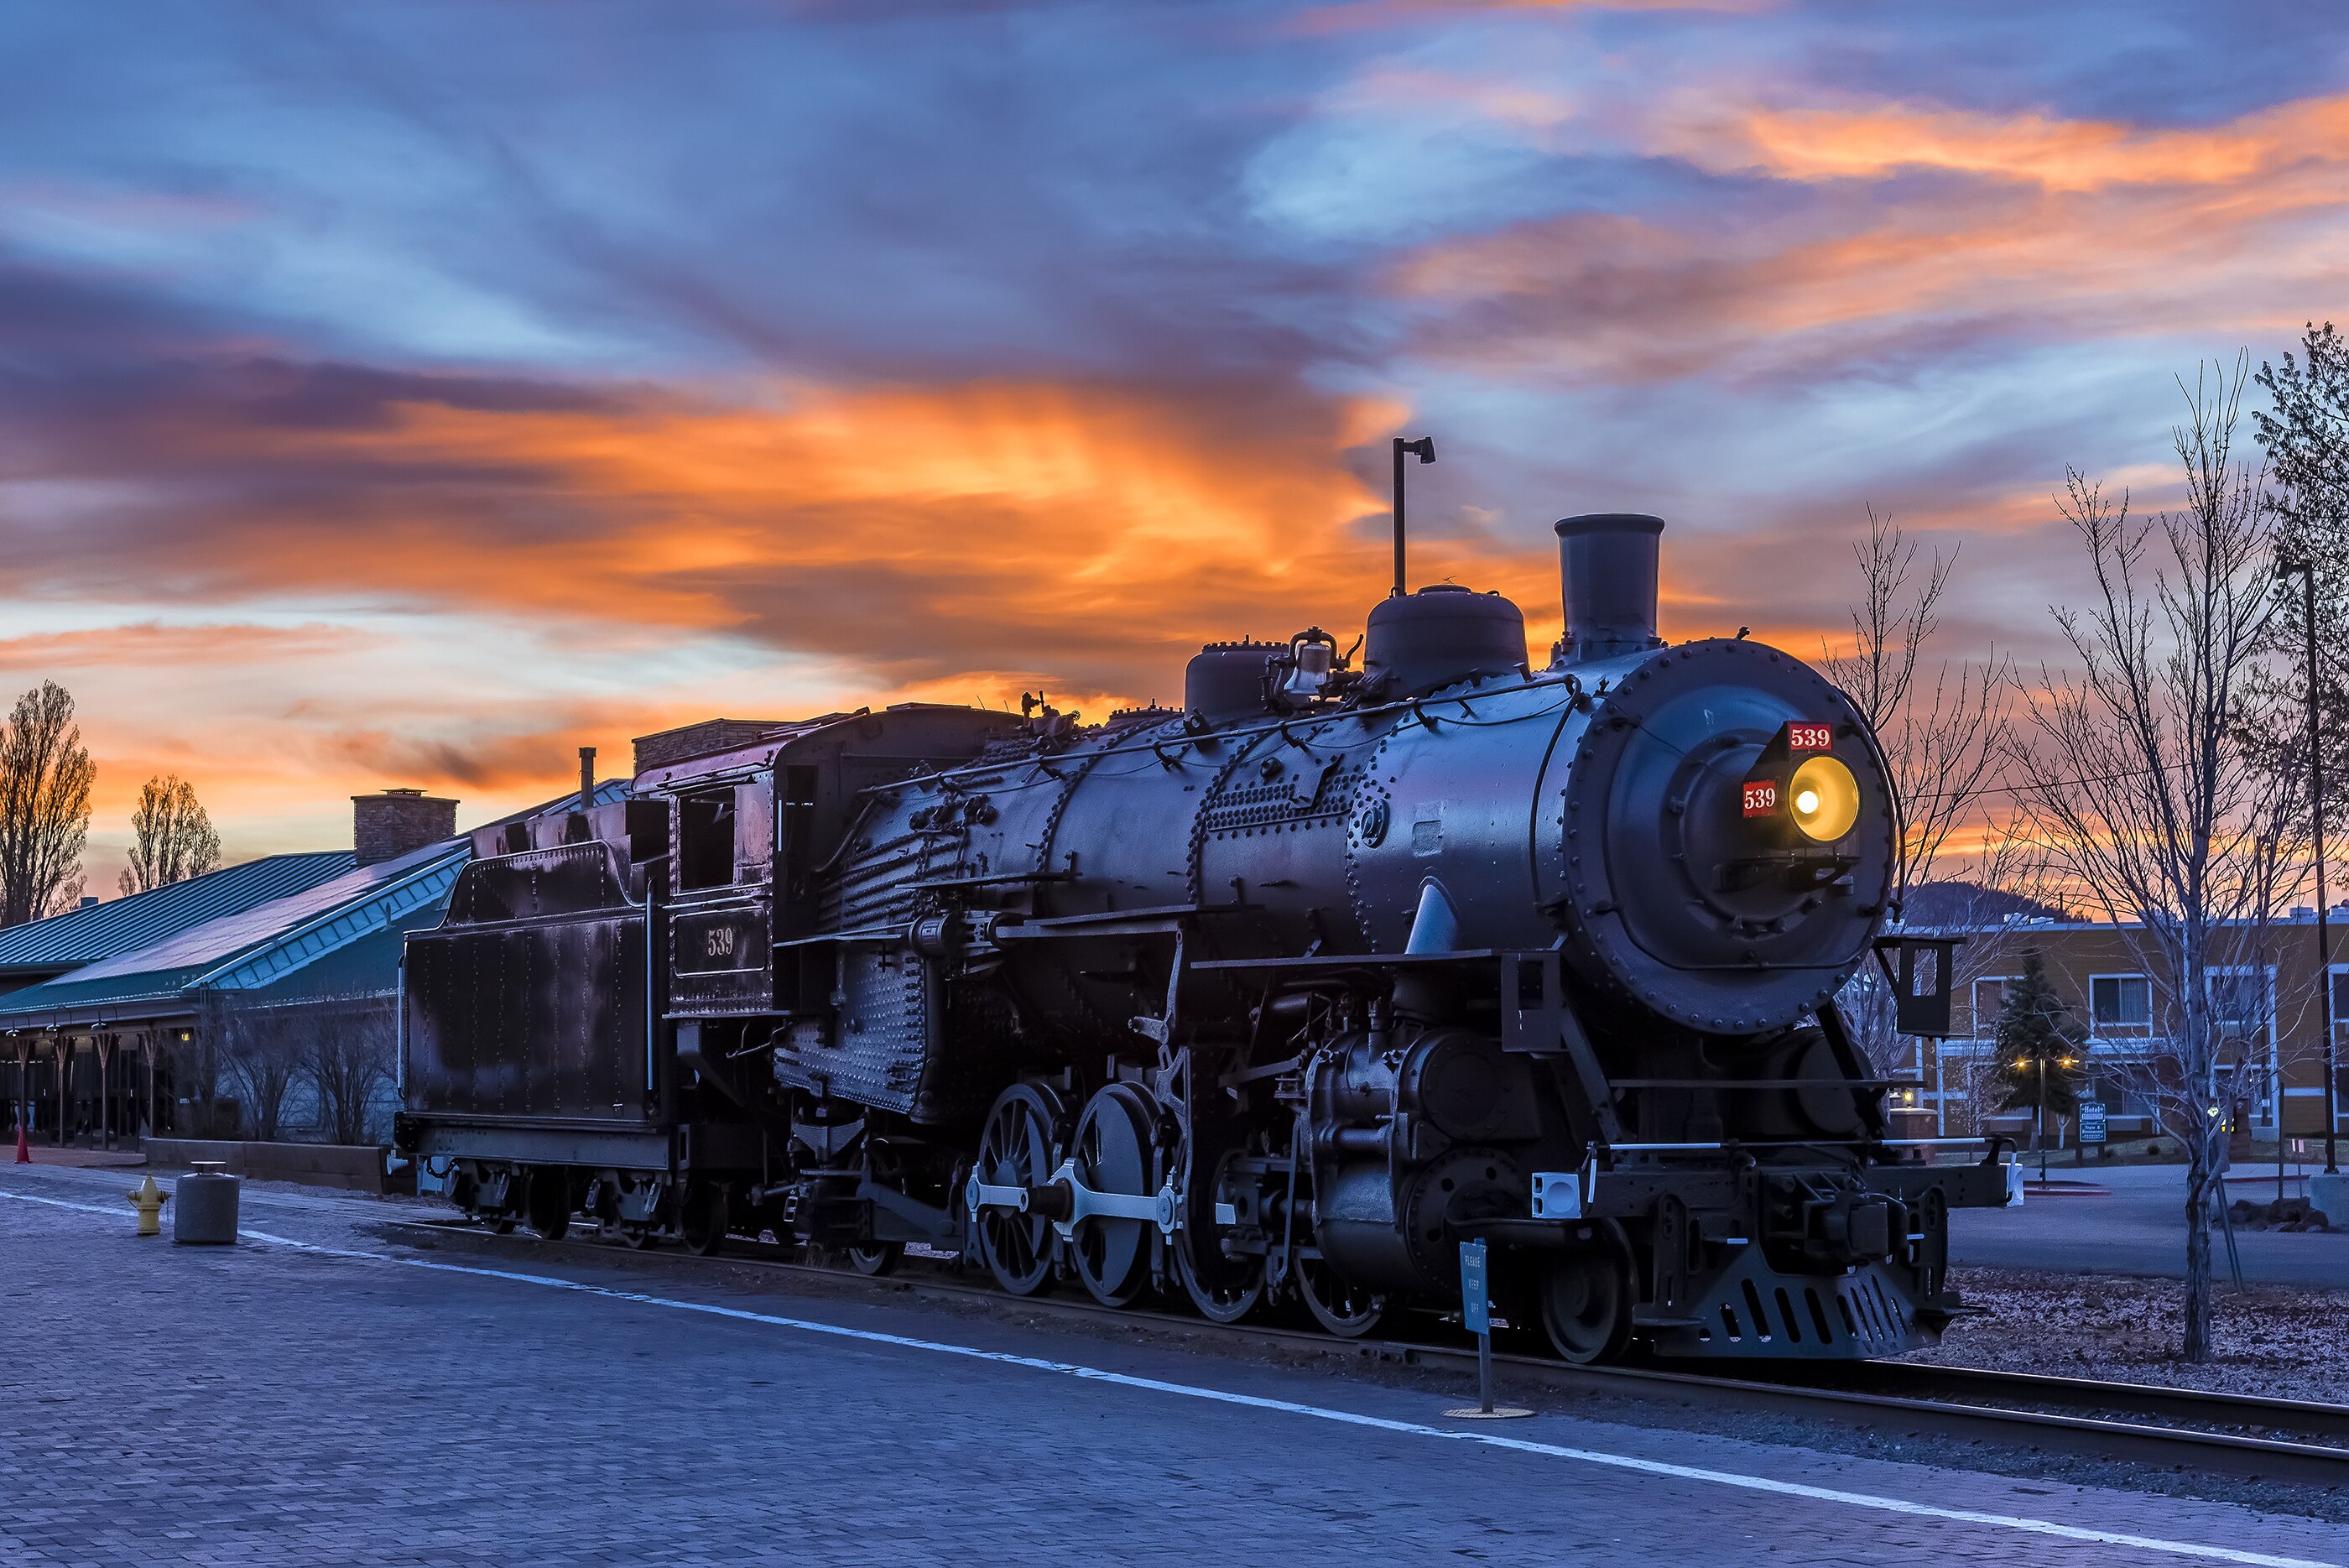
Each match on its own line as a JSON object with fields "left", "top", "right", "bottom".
{"left": 2091, "top": 975, "right": 2151, "bottom": 1029}
{"left": 1972, "top": 977, "right": 2008, "bottom": 1037}
{"left": 2330, "top": 968, "right": 2349, "bottom": 1035}
{"left": 2206, "top": 968, "right": 2268, "bottom": 1030}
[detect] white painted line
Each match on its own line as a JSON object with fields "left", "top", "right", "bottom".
{"left": 3, "top": 1188, "right": 2338, "bottom": 1568}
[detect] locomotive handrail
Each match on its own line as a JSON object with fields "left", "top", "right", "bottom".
{"left": 1192, "top": 948, "right": 1496, "bottom": 971}
{"left": 1611, "top": 1077, "right": 1925, "bottom": 1089}
{"left": 888, "top": 669, "right": 1592, "bottom": 794}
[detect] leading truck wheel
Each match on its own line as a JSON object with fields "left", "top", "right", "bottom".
{"left": 846, "top": 1242, "right": 904, "bottom": 1277}
{"left": 1539, "top": 1237, "right": 1633, "bottom": 1364}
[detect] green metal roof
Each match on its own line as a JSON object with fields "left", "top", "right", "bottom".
{"left": 0, "top": 851, "right": 355, "bottom": 980}
{"left": 0, "top": 781, "right": 631, "bottom": 1033}
{"left": 0, "top": 841, "right": 463, "bottom": 1029}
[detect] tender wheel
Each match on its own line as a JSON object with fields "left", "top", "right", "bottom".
{"left": 846, "top": 1242, "right": 904, "bottom": 1276}
{"left": 1539, "top": 1238, "right": 1633, "bottom": 1364}
{"left": 680, "top": 1185, "right": 729, "bottom": 1257}
{"left": 523, "top": 1172, "right": 572, "bottom": 1242}
{"left": 974, "top": 1081, "right": 1066, "bottom": 1296}
{"left": 1069, "top": 1083, "right": 1159, "bottom": 1308}
{"left": 1297, "top": 1252, "right": 1384, "bottom": 1338}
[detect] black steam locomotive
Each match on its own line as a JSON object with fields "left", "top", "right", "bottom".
{"left": 394, "top": 512, "right": 2013, "bottom": 1362}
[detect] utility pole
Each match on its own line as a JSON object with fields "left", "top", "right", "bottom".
{"left": 1391, "top": 436, "right": 1435, "bottom": 597}
{"left": 2278, "top": 556, "right": 2340, "bottom": 1175}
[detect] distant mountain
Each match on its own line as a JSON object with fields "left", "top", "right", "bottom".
{"left": 1897, "top": 880, "right": 2076, "bottom": 928}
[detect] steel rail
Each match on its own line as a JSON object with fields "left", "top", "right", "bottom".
{"left": 380, "top": 1216, "right": 2349, "bottom": 1487}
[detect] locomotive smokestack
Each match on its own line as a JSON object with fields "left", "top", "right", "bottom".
{"left": 1554, "top": 513, "right": 1665, "bottom": 664}
{"left": 578, "top": 746, "right": 596, "bottom": 814}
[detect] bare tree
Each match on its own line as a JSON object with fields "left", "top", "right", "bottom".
{"left": 1824, "top": 508, "right": 2015, "bottom": 904}
{"left": 304, "top": 994, "right": 398, "bottom": 1145}
{"left": 0, "top": 681, "right": 94, "bottom": 926}
{"left": 120, "top": 774, "right": 222, "bottom": 896}
{"left": 207, "top": 995, "right": 303, "bottom": 1143}
{"left": 2013, "top": 355, "right": 2291, "bottom": 1362}
{"left": 1825, "top": 510, "right": 2020, "bottom": 1076}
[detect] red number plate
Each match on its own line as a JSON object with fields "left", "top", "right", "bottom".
{"left": 1785, "top": 722, "right": 1833, "bottom": 752}
{"left": 1742, "top": 779, "right": 1779, "bottom": 817}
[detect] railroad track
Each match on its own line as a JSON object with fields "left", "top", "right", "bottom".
{"left": 376, "top": 1213, "right": 2349, "bottom": 1487}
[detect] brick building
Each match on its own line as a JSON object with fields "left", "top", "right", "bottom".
{"left": 1892, "top": 910, "right": 2349, "bottom": 1153}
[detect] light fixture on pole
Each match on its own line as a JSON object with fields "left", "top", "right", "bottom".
{"left": 2277, "top": 555, "right": 2340, "bottom": 1175}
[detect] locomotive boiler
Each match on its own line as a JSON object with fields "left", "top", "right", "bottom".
{"left": 396, "top": 511, "right": 2014, "bottom": 1362}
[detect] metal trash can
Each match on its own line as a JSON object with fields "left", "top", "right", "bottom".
{"left": 174, "top": 1161, "right": 241, "bottom": 1246}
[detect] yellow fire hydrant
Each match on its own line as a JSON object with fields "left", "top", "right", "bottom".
{"left": 127, "top": 1175, "right": 169, "bottom": 1237}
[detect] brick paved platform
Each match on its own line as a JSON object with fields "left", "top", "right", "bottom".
{"left": 2, "top": 1163, "right": 2343, "bottom": 1568}
{"left": 9, "top": 1143, "right": 148, "bottom": 1169}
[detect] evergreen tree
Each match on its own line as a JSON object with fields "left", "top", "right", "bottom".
{"left": 1993, "top": 950, "right": 2089, "bottom": 1118}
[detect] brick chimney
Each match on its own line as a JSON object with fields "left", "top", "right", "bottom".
{"left": 353, "top": 788, "right": 458, "bottom": 866}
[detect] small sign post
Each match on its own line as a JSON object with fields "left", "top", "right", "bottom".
{"left": 2078, "top": 1102, "right": 2107, "bottom": 1147}
{"left": 1445, "top": 1238, "right": 1531, "bottom": 1420}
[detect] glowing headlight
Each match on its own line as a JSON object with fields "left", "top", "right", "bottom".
{"left": 1787, "top": 754, "right": 1860, "bottom": 842}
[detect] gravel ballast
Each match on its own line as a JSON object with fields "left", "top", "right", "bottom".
{"left": 1904, "top": 1265, "right": 2349, "bottom": 1404}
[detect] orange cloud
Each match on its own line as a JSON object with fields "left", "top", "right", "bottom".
{"left": 1389, "top": 145, "right": 2348, "bottom": 386}
{"left": 1288, "top": 0, "right": 1770, "bottom": 34}
{"left": 1663, "top": 92, "right": 2349, "bottom": 192}
{"left": 0, "top": 622, "right": 373, "bottom": 671}
{"left": 47, "top": 376, "right": 1581, "bottom": 693}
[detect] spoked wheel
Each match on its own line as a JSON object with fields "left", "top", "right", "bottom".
{"left": 846, "top": 1242, "right": 904, "bottom": 1277}
{"left": 974, "top": 1081, "right": 1066, "bottom": 1296}
{"left": 523, "top": 1171, "right": 572, "bottom": 1242}
{"left": 1069, "top": 1082, "right": 1159, "bottom": 1308}
{"left": 484, "top": 1216, "right": 518, "bottom": 1237}
{"left": 680, "top": 1184, "right": 728, "bottom": 1257}
{"left": 1539, "top": 1235, "right": 1633, "bottom": 1365}
{"left": 1176, "top": 1242, "right": 1264, "bottom": 1324}
{"left": 1175, "top": 1142, "right": 1264, "bottom": 1324}
{"left": 1297, "top": 1252, "right": 1385, "bottom": 1339}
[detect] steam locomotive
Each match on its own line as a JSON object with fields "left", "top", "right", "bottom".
{"left": 394, "top": 511, "right": 2013, "bottom": 1362}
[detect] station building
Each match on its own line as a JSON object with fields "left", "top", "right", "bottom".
{"left": 1896, "top": 910, "right": 2349, "bottom": 1154}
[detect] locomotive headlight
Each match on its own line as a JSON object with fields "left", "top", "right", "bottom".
{"left": 1787, "top": 754, "right": 1860, "bottom": 842}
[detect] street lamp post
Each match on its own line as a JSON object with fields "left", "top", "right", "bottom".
{"left": 2018, "top": 1050, "right": 2077, "bottom": 1182}
{"left": 1390, "top": 435, "right": 1435, "bottom": 597}
{"left": 2277, "top": 555, "right": 2340, "bottom": 1175}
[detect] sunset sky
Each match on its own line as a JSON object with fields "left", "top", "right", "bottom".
{"left": 3, "top": 1, "right": 2346, "bottom": 885}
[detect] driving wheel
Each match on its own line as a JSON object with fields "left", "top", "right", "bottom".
{"left": 974, "top": 1081, "right": 1066, "bottom": 1296}
{"left": 1068, "top": 1082, "right": 1159, "bottom": 1308}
